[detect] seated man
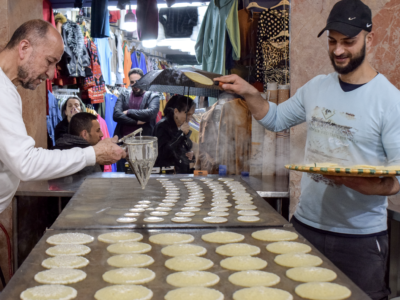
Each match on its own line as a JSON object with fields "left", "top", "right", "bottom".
{"left": 54, "top": 112, "right": 104, "bottom": 173}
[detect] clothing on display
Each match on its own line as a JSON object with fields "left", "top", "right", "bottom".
{"left": 131, "top": 51, "right": 148, "bottom": 75}
{"left": 123, "top": 42, "right": 132, "bottom": 87}
{"left": 95, "top": 38, "right": 113, "bottom": 85}
{"left": 256, "top": 9, "right": 290, "bottom": 87}
{"left": 238, "top": 8, "right": 260, "bottom": 66}
{"left": 47, "top": 91, "right": 63, "bottom": 146}
{"left": 108, "top": 32, "right": 118, "bottom": 85}
{"left": 121, "top": 93, "right": 144, "bottom": 136}
{"left": 104, "top": 93, "right": 118, "bottom": 141}
{"left": 91, "top": 0, "right": 110, "bottom": 38}
{"left": 136, "top": 0, "right": 158, "bottom": 41}
{"left": 115, "top": 29, "right": 125, "bottom": 85}
{"left": 159, "top": 7, "right": 198, "bottom": 38}
{"left": 195, "top": 0, "right": 240, "bottom": 75}
{"left": 109, "top": 10, "right": 121, "bottom": 23}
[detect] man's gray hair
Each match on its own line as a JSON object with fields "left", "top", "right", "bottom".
{"left": 6, "top": 19, "right": 52, "bottom": 49}
{"left": 128, "top": 68, "right": 144, "bottom": 78}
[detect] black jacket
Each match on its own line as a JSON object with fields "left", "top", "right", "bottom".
{"left": 60, "top": 21, "right": 91, "bottom": 77}
{"left": 153, "top": 116, "right": 194, "bottom": 174}
{"left": 113, "top": 90, "right": 160, "bottom": 138}
{"left": 54, "top": 117, "right": 69, "bottom": 142}
{"left": 159, "top": 7, "right": 198, "bottom": 38}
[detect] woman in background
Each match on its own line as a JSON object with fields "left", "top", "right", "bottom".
{"left": 54, "top": 96, "right": 86, "bottom": 141}
{"left": 154, "top": 95, "right": 195, "bottom": 174}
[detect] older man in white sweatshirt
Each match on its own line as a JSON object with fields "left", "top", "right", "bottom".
{"left": 0, "top": 19, "right": 126, "bottom": 214}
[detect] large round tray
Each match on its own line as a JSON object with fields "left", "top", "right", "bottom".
{"left": 285, "top": 164, "right": 400, "bottom": 177}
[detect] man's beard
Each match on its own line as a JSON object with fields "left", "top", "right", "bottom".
{"left": 18, "top": 63, "right": 46, "bottom": 90}
{"left": 132, "top": 88, "right": 144, "bottom": 96}
{"left": 329, "top": 39, "right": 366, "bottom": 75}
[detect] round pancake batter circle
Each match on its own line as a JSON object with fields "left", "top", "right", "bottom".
{"left": 20, "top": 285, "right": 77, "bottom": 300}
{"left": 274, "top": 253, "right": 323, "bottom": 268}
{"left": 149, "top": 233, "right": 194, "bottom": 245}
{"left": 266, "top": 241, "right": 312, "bottom": 254}
{"left": 138, "top": 200, "right": 151, "bottom": 204}
{"left": 135, "top": 204, "right": 149, "bottom": 208}
{"left": 211, "top": 207, "right": 229, "bottom": 212}
{"left": 238, "top": 210, "right": 259, "bottom": 216}
{"left": 200, "top": 178, "right": 213, "bottom": 181}
{"left": 124, "top": 212, "right": 140, "bottom": 217}
{"left": 202, "top": 231, "right": 244, "bottom": 243}
{"left": 156, "top": 207, "right": 172, "bottom": 211}
{"left": 94, "top": 285, "right": 153, "bottom": 300}
{"left": 233, "top": 286, "right": 293, "bottom": 300}
{"left": 107, "top": 254, "right": 154, "bottom": 268}
{"left": 165, "top": 255, "right": 214, "bottom": 271}
{"left": 129, "top": 208, "right": 145, "bottom": 213}
{"left": 211, "top": 203, "right": 232, "bottom": 208}
{"left": 187, "top": 199, "right": 204, "bottom": 203}
{"left": 46, "top": 233, "right": 94, "bottom": 245}
{"left": 175, "top": 211, "right": 195, "bottom": 217}
{"left": 34, "top": 268, "right": 87, "bottom": 284}
{"left": 235, "top": 204, "right": 257, "bottom": 210}
{"left": 144, "top": 217, "right": 164, "bottom": 223}
{"left": 98, "top": 232, "right": 143, "bottom": 244}
{"left": 150, "top": 211, "right": 169, "bottom": 216}
{"left": 182, "top": 207, "right": 201, "bottom": 212}
{"left": 286, "top": 267, "right": 337, "bottom": 282}
{"left": 172, "top": 217, "right": 192, "bottom": 223}
{"left": 46, "top": 245, "right": 91, "bottom": 257}
{"left": 117, "top": 217, "right": 137, "bottom": 223}
{"left": 167, "top": 271, "right": 220, "bottom": 287}
{"left": 184, "top": 202, "right": 201, "bottom": 207}
{"left": 208, "top": 211, "right": 229, "bottom": 217}
{"left": 295, "top": 282, "right": 351, "bottom": 300}
{"left": 107, "top": 242, "right": 152, "bottom": 254}
{"left": 229, "top": 270, "right": 280, "bottom": 287}
{"left": 220, "top": 256, "right": 267, "bottom": 271}
{"left": 163, "top": 199, "right": 178, "bottom": 203}
{"left": 165, "top": 287, "right": 223, "bottom": 300}
{"left": 216, "top": 243, "right": 260, "bottom": 256}
{"left": 159, "top": 203, "right": 175, "bottom": 207}
{"left": 41, "top": 256, "right": 89, "bottom": 269}
{"left": 238, "top": 216, "right": 260, "bottom": 222}
{"left": 180, "top": 178, "right": 193, "bottom": 182}
{"left": 102, "top": 267, "right": 155, "bottom": 284}
{"left": 252, "top": 229, "right": 298, "bottom": 242}
{"left": 203, "top": 217, "right": 228, "bottom": 223}
{"left": 161, "top": 244, "right": 207, "bottom": 257}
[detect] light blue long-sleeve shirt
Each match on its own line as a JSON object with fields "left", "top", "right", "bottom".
{"left": 258, "top": 72, "right": 400, "bottom": 234}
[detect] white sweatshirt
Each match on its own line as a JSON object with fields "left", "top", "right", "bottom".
{"left": 0, "top": 68, "right": 96, "bottom": 213}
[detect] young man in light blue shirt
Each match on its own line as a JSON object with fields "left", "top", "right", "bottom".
{"left": 216, "top": 0, "right": 399, "bottom": 299}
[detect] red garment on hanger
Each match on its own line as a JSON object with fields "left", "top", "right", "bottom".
{"left": 97, "top": 115, "right": 112, "bottom": 172}
{"left": 109, "top": 11, "right": 121, "bottom": 23}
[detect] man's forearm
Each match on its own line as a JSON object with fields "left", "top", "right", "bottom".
{"left": 243, "top": 90, "right": 270, "bottom": 121}
{"left": 381, "top": 177, "right": 400, "bottom": 196}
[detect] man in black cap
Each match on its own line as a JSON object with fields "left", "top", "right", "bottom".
{"left": 215, "top": 1, "right": 398, "bottom": 299}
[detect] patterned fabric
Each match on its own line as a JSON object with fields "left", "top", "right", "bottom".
{"left": 82, "top": 37, "right": 106, "bottom": 104}
{"left": 256, "top": 9, "right": 290, "bottom": 88}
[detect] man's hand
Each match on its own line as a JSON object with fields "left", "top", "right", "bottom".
{"left": 186, "top": 151, "right": 194, "bottom": 160}
{"left": 324, "top": 175, "right": 400, "bottom": 196}
{"left": 213, "top": 74, "right": 269, "bottom": 120}
{"left": 123, "top": 110, "right": 128, "bottom": 115}
{"left": 93, "top": 136, "right": 126, "bottom": 165}
{"left": 138, "top": 121, "right": 146, "bottom": 125}
{"left": 181, "top": 122, "right": 190, "bottom": 135}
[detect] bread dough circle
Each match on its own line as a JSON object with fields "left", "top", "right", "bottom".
{"left": 107, "top": 242, "right": 152, "bottom": 254}
{"left": 187, "top": 199, "right": 204, "bottom": 203}
{"left": 267, "top": 241, "right": 312, "bottom": 254}
{"left": 167, "top": 271, "right": 220, "bottom": 287}
{"left": 229, "top": 270, "right": 280, "bottom": 287}
{"left": 165, "top": 287, "right": 223, "bottom": 300}
{"left": 202, "top": 231, "right": 245, "bottom": 243}
{"left": 135, "top": 204, "right": 149, "bottom": 208}
{"left": 238, "top": 210, "right": 259, "bottom": 216}
{"left": 220, "top": 256, "right": 267, "bottom": 271}
{"left": 172, "top": 217, "right": 192, "bottom": 223}
{"left": 203, "top": 217, "right": 228, "bottom": 223}
{"left": 216, "top": 243, "right": 261, "bottom": 256}
{"left": 286, "top": 267, "right": 337, "bottom": 282}
{"left": 166, "top": 196, "right": 180, "bottom": 200}
{"left": 238, "top": 216, "right": 260, "bottom": 222}
{"left": 161, "top": 244, "right": 207, "bottom": 257}
{"left": 144, "top": 217, "right": 164, "bottom": 222}
{"left": 124, "top": 212, "right": 140, "bottom": 217}
{"left": 295, "top": 282, "right": 351, "bottom": 300}
{"left": 181, "top": 207, "right": 200, "bottom": 212}
{"left": 165, "top": 255, "right": 214, "bottom": 271}
{"left": 184, "top": 202, "right": 201, "bottom": 207}
{"left": 211, "top": 207, "right": 229, "bottom": 212}
{"left": 233, "top": 287, "right": 293, "bottom": 300}
{"left": 275, "top": 253, "right": 323, "bottom": 268}
{"left": 235, "top": 204, "right": 257, "bottom": 210}
{"left": 46, "top": 245, "right": 91, "bottom": 256}
{"left": 34, "top": 268, "right": 87, "bottom": 284}
{"left": 20, "top": 285, "right": 77, "bottom": 300}
{"left": 208, "top": 211, "right": 229, "bottom": 217}
{"left": 211, "top": 203, "right": 232, "bottom": 207}
{"left": 160, "top": 203, "right": 175, "bottom": 207}
{"left": 102, "top": 267, "right": 155, "bottom": 284}
{"left": 46, "top": 233, "right": 94, "bottom": 245}
{"left": 42, "top": 255, "right": 89, "bottom": 269}
{"left": 149, "top": 233, "right": 194, "bottom": 245}
{"left": 175, "top": 212, "right": 195, "bottom": 217}
{"left": 252, "top": 229, "right": 298, "bottom": 242}
{"left": 200, "top": 178, "right": 213, "bottom": 181}
{"left": 94, "top": 285, "right": 152, "bottom": 300}
{"left": 163, "top": 199, "right": 178, "bottom": 203}
{"left": 151, "top": 211, "right": 169, "bottom": 216}
{"left": 107, "top": 253, "right": 154, "bottom": 267}
{"left": 156, "top": 207, "right": 172, "bottom": 211}
{"left": 129, "top": 208, "right": 145, "bottom": 213}
{"left": 117, "top": 217, "right": 137, "bottom": 223}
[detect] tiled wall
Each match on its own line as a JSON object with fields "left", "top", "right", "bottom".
{"left": 289, "top": 0, "right": 399, "bottom": 215}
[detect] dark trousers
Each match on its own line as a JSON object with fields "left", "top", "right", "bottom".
{"left": 291, "top": 217, "right": 390, "bottom": 300}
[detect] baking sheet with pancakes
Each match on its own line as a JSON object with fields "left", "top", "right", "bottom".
{"left": 1, "top": 228, "right": 370, "bottom": 300}
{"left": 51, "top": 177, "right": 289, "bottom": 229}
{"left": 286, "top": 164, "right": 400, "bottom": 177}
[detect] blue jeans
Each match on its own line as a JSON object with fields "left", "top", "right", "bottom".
{"left": 291, "top": 217, "right": 390, "bottom": 300}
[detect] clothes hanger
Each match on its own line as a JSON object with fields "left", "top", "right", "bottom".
{"left": 246, "top": 2, "right": 268, "bottom": 10}
{"left": 271, "top": 0, "right": 290, "bottom": 9}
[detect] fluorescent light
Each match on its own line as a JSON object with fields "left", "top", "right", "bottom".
{"left": 142, "top": 40, "right": 158, "bottom": 48}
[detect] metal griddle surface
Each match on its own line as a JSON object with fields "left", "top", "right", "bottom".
{"left": 1, "top": 228, "right": 370, "bottom": 300}
{"left": 51, "top": 176, "right": 289, "bottom": 229}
